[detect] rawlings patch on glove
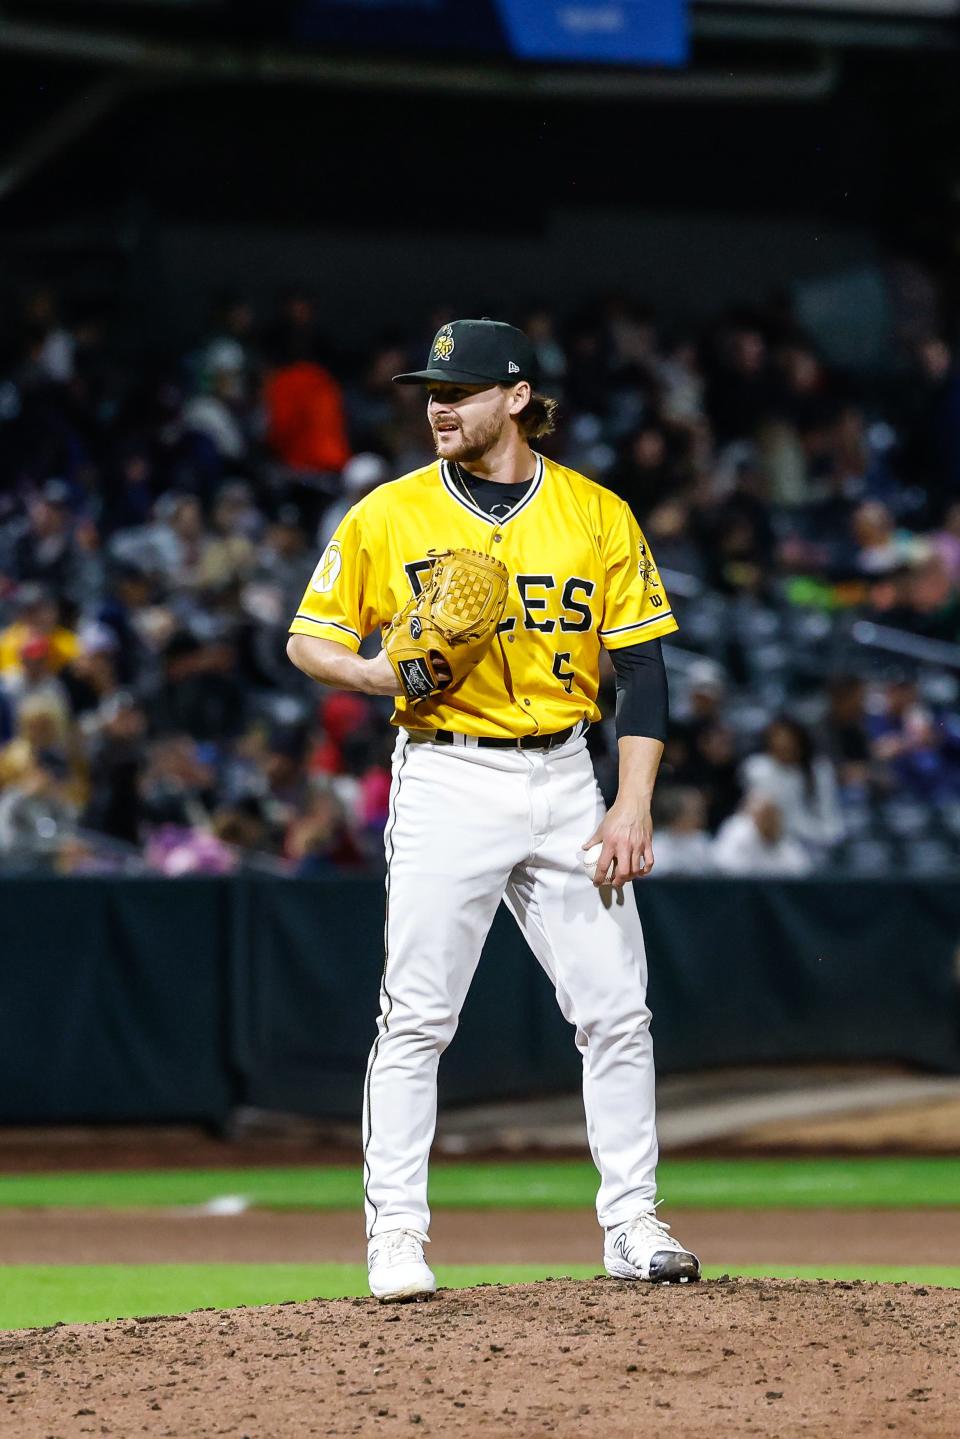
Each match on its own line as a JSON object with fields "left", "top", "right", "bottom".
{"left": 384, "top": 548, "right": 509, "bottom": 701}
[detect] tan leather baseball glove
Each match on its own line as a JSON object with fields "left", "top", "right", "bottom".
{"left": 383, "top": 548, "right": 509, "bottom": 701}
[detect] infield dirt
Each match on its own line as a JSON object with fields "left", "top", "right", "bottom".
{"left": 3, "top": 1205, "right": 960, "bottom": 1266}
{"left": 3, "top": 1276, "right": 959, "bottom": 1438}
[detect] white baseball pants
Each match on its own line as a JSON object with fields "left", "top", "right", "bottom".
{"left": 362, "top": 728, "right": 659, "bottom": 1238}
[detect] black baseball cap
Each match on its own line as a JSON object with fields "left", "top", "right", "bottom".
{"left": 393, "top": 318, "right": 539, "bottom": 387}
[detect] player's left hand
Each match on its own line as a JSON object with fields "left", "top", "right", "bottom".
{"left": 583, "top": 802, "right": 655, "bottom": 888}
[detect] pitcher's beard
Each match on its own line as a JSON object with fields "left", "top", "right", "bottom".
{"left": 433, "top": 415, "right": 505, "bottom": 463}
{"left": 437, "top": 436, "right": 488, "bottom": 464}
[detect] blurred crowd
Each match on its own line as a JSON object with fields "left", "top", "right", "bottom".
{"left": 0, "top": 282, "right": 958, "bottom": 875}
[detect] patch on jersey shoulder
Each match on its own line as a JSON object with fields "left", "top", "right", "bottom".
{"left": 311, "top": 541, "right": 342, "bottom": 594}
{"left": 432, "top": 325, "right": 455, "bottom": 363}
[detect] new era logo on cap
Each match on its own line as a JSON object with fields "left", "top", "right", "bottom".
{"left": 508, "top": 361, "right": 520, "bottom": 374}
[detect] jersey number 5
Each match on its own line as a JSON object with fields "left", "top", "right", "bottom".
{"left": 552, "top": 651, "right": 575, "bottom": 694}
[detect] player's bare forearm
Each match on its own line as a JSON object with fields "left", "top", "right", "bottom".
{"left": 615, "top": 734, "right": 664, "bottom": 810}
{"left": 584, "top": 736, "right": 664, "bottom": 888}
{"left": 286, "top": 634, "right": 398, "bottom": 696}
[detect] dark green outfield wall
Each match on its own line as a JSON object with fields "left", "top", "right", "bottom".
{"left": 2, "top": 878, "right": 959, "bottom": 1126}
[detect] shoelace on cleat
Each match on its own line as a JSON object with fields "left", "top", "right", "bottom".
{"left": 616, "top": 1211, "right": 686, "bottom": 1260}
{"left": 373, "top": 1230, "right": 429, "bottom": 1265}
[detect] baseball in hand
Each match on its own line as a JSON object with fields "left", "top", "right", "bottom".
{"left": 581, "top": 842, "right": 615, "bottom": 885}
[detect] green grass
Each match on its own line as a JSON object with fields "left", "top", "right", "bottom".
{"left": 1, "top": 1157, "right": 959, "bottom": 1211}
{"left": 3, "top": 1262, "right": 959, "bottom": 1331}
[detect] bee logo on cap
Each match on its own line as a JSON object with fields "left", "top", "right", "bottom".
{"left": 432, "top": 325, "right": 455, "bottom": 363}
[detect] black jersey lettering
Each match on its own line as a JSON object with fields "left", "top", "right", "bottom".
{"left": 517, "top": 575, "right": 557, "bottom": 632}
{"left": 404, "top": 558, "right": 435, "bottom": 597}
{"left": 559, "top": 577, "right": 595, "bottom": 632}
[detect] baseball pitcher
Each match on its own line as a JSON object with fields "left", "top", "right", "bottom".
{"left": 288, "top": 318, "right": 700, "bottom": 1301}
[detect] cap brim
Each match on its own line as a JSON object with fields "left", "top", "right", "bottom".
{"left": 393, "top": 367, "right": 508, "bottom": 386}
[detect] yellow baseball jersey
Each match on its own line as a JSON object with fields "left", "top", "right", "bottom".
{"left": 289, "top": 454, "right": 678, "bottom": 738}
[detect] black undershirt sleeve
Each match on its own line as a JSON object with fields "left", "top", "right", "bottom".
{"left": 608, "top": 639, "right": 669, "bottom": 742}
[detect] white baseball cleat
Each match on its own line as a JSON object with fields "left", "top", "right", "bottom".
{"left": 604, "top": 1211, "right": 701, "bottom": 1284}
{"left": 367, "top": 1229, "right": 437, "bottom": 1303}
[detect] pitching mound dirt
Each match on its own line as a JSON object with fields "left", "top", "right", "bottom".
{"left": 3, "top": 1277, "right": 959, "bottom": 1438}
